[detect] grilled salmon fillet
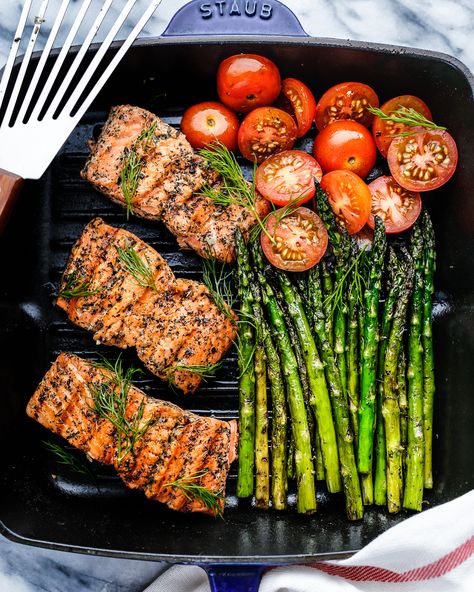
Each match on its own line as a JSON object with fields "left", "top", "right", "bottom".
{"left": 81, "top": 105, "right": 270, "bottom": 262}
{"left": 27, "top": 353, "right": 238, "bottom": 515}
{"left": 57, "top": 218, "right": 236, "bottom": 393}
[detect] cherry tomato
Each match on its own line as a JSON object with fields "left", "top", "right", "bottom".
{"left": 255, "top": 150, "right": 322, "bottom": 207}
{"left": 277, "top": 78, "right": 316, "bottom": 137}
{"left": 261, "top": 207, "right": 328, "bottom": 271}
{"left": 320, "top": 170, "right": 371, "bottom": 234}
{"left": 180, "top": 101, "right": 240, "bottom": 151}
{"left": 367, "top": 176, "right": 422, "bottom": 233}
{"left": 387, "top": 129, "right": 458, "bottom": 192}
{"left": 313, "top": 120, "right": 377, "bottom": 179}
{"left": 238, "top": 107, "right": 297, "bottom": 163}
{"left": 372, "top": 95, "right": 432, "bottom": 157}
{"left": 217, "top": 54, "right": 281, "bottom": 113}
{"left": 315, "top": 82, "right": 379, "bottom": 130}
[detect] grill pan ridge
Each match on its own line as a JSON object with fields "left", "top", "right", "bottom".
{"left": 0, "top": 29, "right": 473, "bottom": 565}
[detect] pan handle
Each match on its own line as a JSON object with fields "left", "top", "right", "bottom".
{"left": 0, "top": 169, "right": 24, "bottom": 234}
{"left": 162, "top": 0, "right": 308, "bottom": 37}
{"left": 203, "top": 564, "right": 266, "bottom": 592}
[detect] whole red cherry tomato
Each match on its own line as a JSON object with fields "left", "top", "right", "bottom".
{"left": 217, "top": 54, "right": 281, "bottom": 113}
{"left": 315, "top": 82, "right": 379, "bottom": 130}
{"left": 313, "top": 120, "right": 377, "bottom": 179}
{"left": 387, "top": 129, "right": 458, "bottom": 192}
{"left": 180, "top": 101, "right": 240, "bottom": 151}
{"left": 238, "top": 107, "right": 297, "bottom": 163}
{"left": 372, "top": 95, "right": 432, "bottom": 157}
{"left": 277, "top": 78, "right": 317, "bottom": 137}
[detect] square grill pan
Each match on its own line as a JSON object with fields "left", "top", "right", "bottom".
{"left": 1, "top": 32, "right": 473, "bottom": 566}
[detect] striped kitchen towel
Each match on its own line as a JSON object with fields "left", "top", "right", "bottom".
{"left": 144, "top": 489, "right": 474, "bottom": 591}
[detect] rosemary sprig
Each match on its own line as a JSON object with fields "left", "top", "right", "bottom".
{"left": 57, "top": 272, "right": 102, "bottom": 300}
{"left": 164, "top": 469, "right": 224, "bottom": 517}
{"left": 116, "top": 242, "right": 157, "bottom": 291}
{"left": 202, "top": 254, "right": 236, "bottom": 322}
{"left": 198, "top": 142, "right": 274, "bottom": 243}
{"left": 42, "top": 440, "right": 94, "bottom": 478}
{"left": 367, "top": 105, "right": 447, "bottom": 136}
{"left": 120, "top": 121, "right": 157, "bottom": 219}
{"left": 89, "top": 356, "right": 154, "bottom": 465}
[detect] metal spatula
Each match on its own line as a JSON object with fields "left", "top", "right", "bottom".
{"left": 0, "top": 0, "right": 161, "bottom": 232}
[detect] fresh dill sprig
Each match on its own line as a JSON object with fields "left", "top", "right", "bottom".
{"left": 249, "top": 189, "right": 309, "bottom": 243}
{"left": 57, "top": 272, "right": 102, "bottom": 300}
{"left": 324, "top": 247, "right": 367, "bottom": 314}
{"left": 42, "top": 440, "right": 94, "bottom": 478}
{"left": 367, "top": 105, "right": 447, "bottom": 136}
{"left": 198, "top": 143, "right": 274, "bottom": 243}
{"left": 166, "top": 361, "right": 223, "bottom": 384}
{"left": 120, "top": 121, "right": 157, "bottom": 219}
{"left": 116, "top": 242, "right": 157, "bottom": 291}
{"left": 89, "top": 356, "right": 154, "bottom": 465}
{"left": 202, "top": 254, "right": 236, "bottom": 322}
{"left": 164, "top": 469, "right": 224, "bottom": 517}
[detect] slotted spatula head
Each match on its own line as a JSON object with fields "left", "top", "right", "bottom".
{"left": 0, "top": 0, "right": 161, "bottom": 231}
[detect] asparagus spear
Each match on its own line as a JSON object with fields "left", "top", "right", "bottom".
{"left": 399, "top": 348, "right": 408, "bottom": 464}
{"left": 321, "top": 260, "right": 334, "bottom": 348}
{"left": 314, "top": 422, "right": 326, "bottom": 481}
{"left": 274, "top": 268, "right": 342, "bottom": 496}
{"left": 422, "top": 211, "right": 436, "bottom": 489}
{"left": 239, "top": 232, "right": 288, "bottom": 510}
{"left": 357, "top": 216, "right": 387, "bottom": 474}
{"left": 307, "top": 265, "right": 363, "bottom": 519}
{"left": 383, "top": 257, "right": 414, "bottom": 513}
{"left": 287, "top": 434, "right": 296, "bottom": 481}
{"left": 251, "top": 242, "right": 317, "bottom": 514}
{"left": 334, "top": 231, "right": 350, "bottom": 402}
{"left": 254, "top": 343, "right": 270, "bottom": 509}
{"left": 347, "top": 238, "right": 361, "bottom": 446}
{"left": 235, "top": 232, "right": 256, "bottom": 498}
{"left": 403, "top": 222, "right": 425, "bottom": 512}
{"left": 374, "top": 249, "right": 404, "bottom": 506}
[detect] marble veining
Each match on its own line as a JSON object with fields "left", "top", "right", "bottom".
{"left": 0, "top": 1, "right": 472, "bottom": 591}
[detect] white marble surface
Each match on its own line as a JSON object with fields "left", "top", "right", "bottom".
{"left": 0, "top": 1, "right": 472, "bottom": 591}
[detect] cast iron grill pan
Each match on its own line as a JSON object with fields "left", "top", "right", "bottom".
{"left": 0, "top": 32, "right": 473, "bottom": 563}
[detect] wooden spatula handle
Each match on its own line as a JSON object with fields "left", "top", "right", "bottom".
{"left": 0, "top": 168, "right": 24, "bottom": 234}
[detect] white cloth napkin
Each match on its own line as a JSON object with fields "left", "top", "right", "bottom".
{"left": 144, "top": 489, "right": 474, "bottom": 592}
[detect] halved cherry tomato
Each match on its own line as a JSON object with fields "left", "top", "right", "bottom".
{"left": 255, "top": 150, "right": 322, "bottom": 207}
{"left": 217, "top": 54, "right": 281, "bottom": 113}
{"left": 367, "top": 176, "right": 422, "bottom": 233}
{"left": 320, "top": 170, "right": 371, "bottom": 234}
{"left": 277, "top": 78, "right": 316, "bottom": 137}
{"left": 313, "top": 120, "right": 377, "bottom": 179}
{"left": 387, "top": 129, "right": 458, "bottom": 192}
{"left": 261, "top": 207, "right": 328, "bottom": 271}
{"left": 180, "top": 101, "right": 240, "bottom": 151}
{"left": 372, "top": 95, "right": 432, "bottom": 157}
{"left": 315, "top": 82, "right": 379, "bottom": 130}
{"left": 238, "top": 107, "right": 297, "bottom": 163}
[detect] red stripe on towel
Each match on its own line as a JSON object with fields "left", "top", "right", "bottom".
{"left": 309, "top": 536, "right": 474, "bottom": 582}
